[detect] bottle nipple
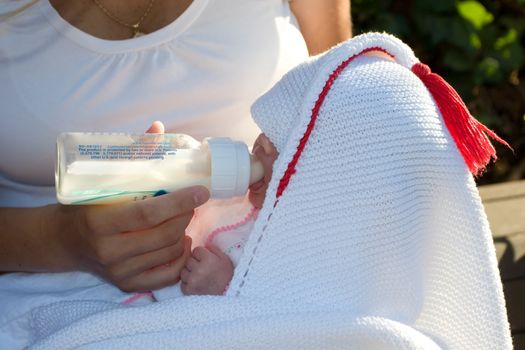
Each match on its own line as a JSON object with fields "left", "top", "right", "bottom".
{"left": 249, "top": 155, "right": 264, "bottom": 185}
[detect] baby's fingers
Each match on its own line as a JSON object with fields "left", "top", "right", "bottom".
{"left": 206, "top": 244, "right": 230, "bottom": 260}
{"left": 184, "top": 256, "right": 200, "bottom": 272}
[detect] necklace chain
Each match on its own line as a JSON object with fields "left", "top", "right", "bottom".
{"left": 91, "top": 0, "right": 156, "bottom": 38}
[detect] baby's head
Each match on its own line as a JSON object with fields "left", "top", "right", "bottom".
{"left": 248, "top": 133, "right": 278, "bottom": 209}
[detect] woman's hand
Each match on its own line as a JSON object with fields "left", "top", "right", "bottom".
{"left": 59, "top": 120, "right": 208, "bottom": 292}
{"left": 0, "top": 186, "right": 209, "bottom": 292}
{"left": 0, "top": 121, "right": 211, "bottom": 292}
{"left": 51, "top": 186, "right": 209, "bottom": 292}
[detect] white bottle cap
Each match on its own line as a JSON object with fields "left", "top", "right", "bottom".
{"left": 204, "top": 137, "right": 251, "bottom": 198}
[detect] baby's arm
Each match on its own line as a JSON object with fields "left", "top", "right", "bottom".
{"left": 180, "top": 245, "right": 234, "bottom": 295}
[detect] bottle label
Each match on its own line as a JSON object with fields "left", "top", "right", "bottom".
{"left": 77, "top": 141, "right": 176, "bottom": 161}
{"left": 56, "top": 133, "right": 208, "bottom": 205}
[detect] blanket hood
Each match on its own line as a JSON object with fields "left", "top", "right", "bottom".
{"left": 227, "top": 32, "right": 511, "bottom": 349}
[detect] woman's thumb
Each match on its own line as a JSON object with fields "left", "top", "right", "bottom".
{"left": 146, "top": 121, "right": 165, "bottom": 134}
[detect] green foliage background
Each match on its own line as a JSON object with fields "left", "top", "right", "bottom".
{"left": 351, "top": 0, "right": 525, "bottom": 184}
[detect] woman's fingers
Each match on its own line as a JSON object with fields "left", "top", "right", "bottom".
{"left": 86, "top": 186, "right": 209, "bottom": 234}
{"left": 116, "top": 236, "right": 192, "bottom": 292}
{"left": 105, "top": 240, "right": 186, "bottom": 281}
{"left": 106, "top": 212, "right": 193, "bottom": 261}
{"left": 123, "top": 186, "right": 209, "bottom": 231}
{"left": 180, "top": 266, "right": 191, "bottom": 284}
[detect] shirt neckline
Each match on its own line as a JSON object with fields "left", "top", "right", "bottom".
{"left": 38, "top": 0, "right": 209, "bottom": 53}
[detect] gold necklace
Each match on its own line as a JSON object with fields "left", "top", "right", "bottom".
{"left": 91, "top": 0, "right": 156, "bottom": 38}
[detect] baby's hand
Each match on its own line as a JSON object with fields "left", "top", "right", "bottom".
{"left": 180, "top": 245, "right": 234, "bottom": 295}
{"left": 249, "top": 134, "right": 278, "bottom": 208}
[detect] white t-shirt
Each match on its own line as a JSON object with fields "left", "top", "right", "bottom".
{"left": 0, "top": 0, "right": 308, "bottom": 207}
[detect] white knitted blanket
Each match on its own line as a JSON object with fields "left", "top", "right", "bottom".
{"left": 21, "top": 33, "right": 512, "bottom": 349}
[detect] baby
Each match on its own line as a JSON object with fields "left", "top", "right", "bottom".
{"left": 179, "top": 133, "right": 278, "bottom": 296}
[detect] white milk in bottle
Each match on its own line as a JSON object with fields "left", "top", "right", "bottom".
{"left": 56, "top": 133, "right": 264, "bottom": 205}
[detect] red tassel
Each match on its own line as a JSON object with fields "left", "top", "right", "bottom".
{"left": 412, "top": 63, "right": 510, "bottom": 176}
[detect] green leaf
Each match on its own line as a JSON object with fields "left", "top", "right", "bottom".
{"left": 477, "top": 57, "right": 502, "bottom": 83}
{"left": 498, "top": 42, "right": 523, "bottom": 69}
{"left": 470, "top": 33, "right": 482, "bottom": 49}
{"left": 500, "top": 17, "right": 525, "bottom": 35}
{"left": 495, "top": 29, "right": 518, "bottom": 50}
{"left": 457, "top": 1, "right": 494, "bottom": 30}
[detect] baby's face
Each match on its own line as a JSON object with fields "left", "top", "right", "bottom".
{"left": 249, "top": 133, "right": 278, "bottom": 208}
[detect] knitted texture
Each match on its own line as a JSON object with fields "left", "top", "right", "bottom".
{"left": 411, "top": 62, "right": 510, "bottom": 175}
{"left": 24, "top": 33, "right": 511, "bottom": 349}
{"left": 230, "top": 33, "right": 512, "bottom": 349}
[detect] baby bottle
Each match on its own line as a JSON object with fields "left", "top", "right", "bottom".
{"left": 55, "top": 132, "right": 264, "bottom": 205}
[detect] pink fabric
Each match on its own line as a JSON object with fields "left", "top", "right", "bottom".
{"left": 205, "top": 206, "right": 259, "bottom": 247}
{"left": 122, "top": 292, "right": 153, "bottom": 305}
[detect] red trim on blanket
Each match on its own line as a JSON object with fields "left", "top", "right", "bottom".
{"left": 275, "top": 46, "right": 509, "bottom": 196}
{"left": 276, "top": 47, "right": 394, "bottom": 198}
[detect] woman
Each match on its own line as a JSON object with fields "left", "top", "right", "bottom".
{"left": 0, "top": 0, "right": 351, "bottom": 292}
